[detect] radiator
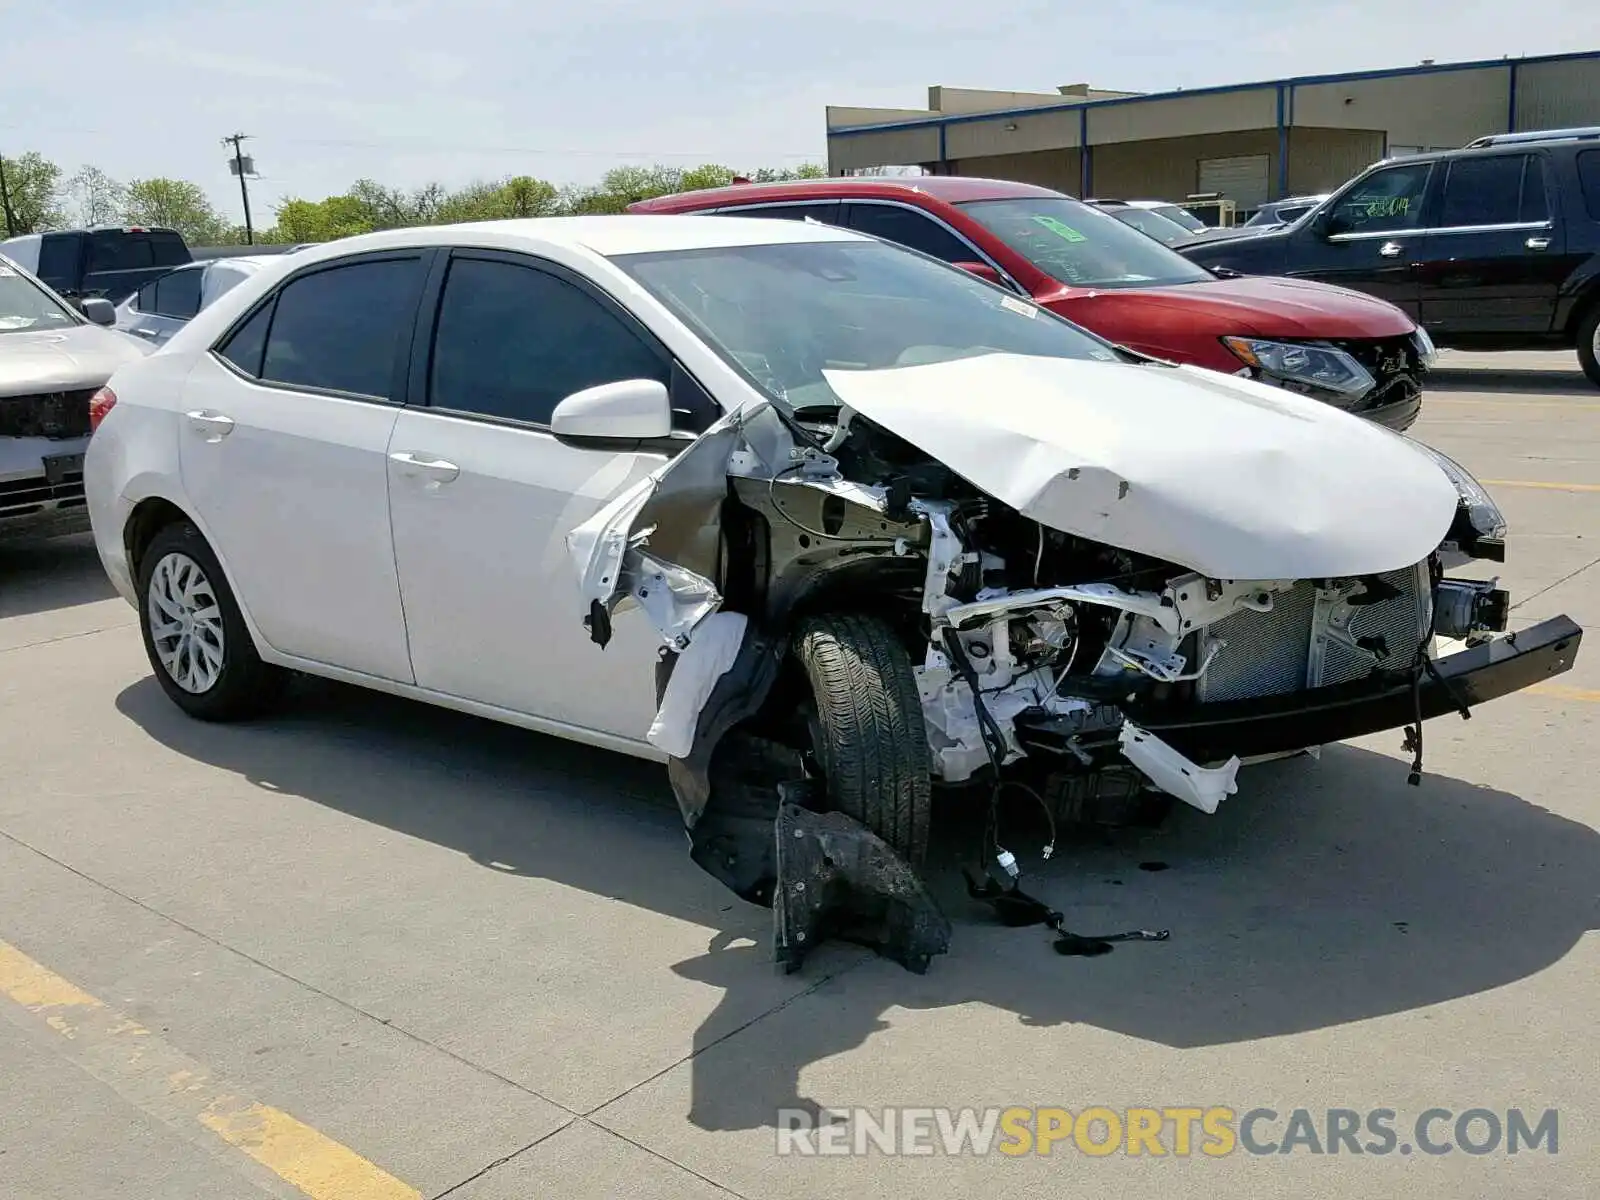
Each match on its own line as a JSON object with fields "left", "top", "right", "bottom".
{"left": 1196, "top": 565, "right": 1432, "bottom": 703}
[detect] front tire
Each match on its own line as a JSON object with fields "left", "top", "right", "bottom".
{"left": 137, "top": 521, "right": 283, "bottom": 721}
{"left": 1578, "top": 304, "right": 1600, "bottom": 390}
{"left": 794, "top": 613, "right": 932, "bottom": 864}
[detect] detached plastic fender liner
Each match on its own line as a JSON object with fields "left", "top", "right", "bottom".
{"left": 773, "top": 803, "right": 952, "bottom": 976}
{"left": 1117, "top": 615, "right": 1582, "bottom": 765}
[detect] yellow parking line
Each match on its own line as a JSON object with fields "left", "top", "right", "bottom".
{"left": 1481, "top": 479, "right": 1600, "bottom": 493}
{"left": 1528, "top": 683, "right": 1600, "bottom": 703}
{"left": 0, "top": 938, "right": 419, "bottom": 1200}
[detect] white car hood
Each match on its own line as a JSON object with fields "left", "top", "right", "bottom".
{"left": 823, "top": 353, "right": 1459, "bottom": 581}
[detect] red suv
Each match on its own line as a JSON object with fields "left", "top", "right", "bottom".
{"left": 632, "top": 176, "right": 1434, "bottom": 429}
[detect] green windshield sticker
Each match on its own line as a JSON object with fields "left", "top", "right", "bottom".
{"left": 1030, "top": 214, "right": 1087, "bottom": 242}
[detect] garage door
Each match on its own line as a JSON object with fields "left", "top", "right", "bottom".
{"left": 1198, "top": 154, "right": 1270, "bottom": 211}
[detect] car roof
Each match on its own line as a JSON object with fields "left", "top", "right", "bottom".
{"left": 631, "top": 175, "right": 1068, "bottom": 212}
{"left": 252, "top": 214, "right": 867, "bottom": 268}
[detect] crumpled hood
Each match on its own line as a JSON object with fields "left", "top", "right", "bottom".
{"left": 823, "top": 353, "right": 1460, "bottom": 580}
{"left": 0, "top": 325, "right": 147, "bottom": 396}
{"left": 1104, "top": 275, "right": 1417, "bottom": 339}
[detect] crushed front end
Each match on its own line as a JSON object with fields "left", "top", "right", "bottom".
{"left": 570, "top": 363, "right": 1580, "bottom": 974}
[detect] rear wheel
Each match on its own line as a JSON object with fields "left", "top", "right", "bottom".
{"left": 1579, "top": 304, "right": 1600, "bottom": 389}
{"left": 137, "top": 521, "right": 284, "bottom": 721}
{"left": 794, "top": 613, "right": 932, "bottom": 864}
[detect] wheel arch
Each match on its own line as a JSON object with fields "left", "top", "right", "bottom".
{"left": 122, "top": 494, "right": 275, "bottom": 660}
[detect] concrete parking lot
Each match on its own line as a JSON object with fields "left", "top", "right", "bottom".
{"left": 2, "top": 350, "right": 1597, "bottom": 1200}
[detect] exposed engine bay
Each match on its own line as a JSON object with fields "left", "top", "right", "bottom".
{"left": 569, "top": 356, "right": 1581, "bottom": 975}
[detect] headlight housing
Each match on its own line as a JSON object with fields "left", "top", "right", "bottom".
{"left": 1413, "top": 325, "right": 1438, "bottom": 367}
{"left": 1221, "top": 336, "right": 1376, "bottom": 397}
{"left": 1411, "top": 440, "right": 1507, "bottom": 563}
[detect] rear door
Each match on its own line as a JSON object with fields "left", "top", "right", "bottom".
{"left": 1415, "top": 152, "right": 1564, "bottom": 335}
{"left": 1301, "top": 159, "right": 1435, "bottom": 315}
{"left": 178, "top": 250, "right": 429, "bottom": 681}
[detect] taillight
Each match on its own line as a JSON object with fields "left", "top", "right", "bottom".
{"left": 89, "top": 386, "right": 117, "bottom": 432}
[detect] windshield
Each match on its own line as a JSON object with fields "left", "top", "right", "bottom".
{"left": 957, "top": 197, "right": 1215, "bottom": 289}
{"left": 0, "top": 260, "right": 78, "bottom": 333}
{"left": 1151, "top": 204, "right": 1207, "bottom": 232}
{"left": 1110, "top": 208, "right": 1193, "bottom": 245}
{"left": 614, "top": 239, "right": 1121, "bottom": 410}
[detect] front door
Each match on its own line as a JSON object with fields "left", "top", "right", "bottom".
{"left": 178, "top": 251, "right": 429, "bottom": 681}
{"left": 386, "top": 250, "right": 707, "bottom": 742}
{"left": 1416, "top": 152, "right": 1565, "bottom": 336}
{"left": 1293, "top": 158, "right": 1436, "bottom": 316}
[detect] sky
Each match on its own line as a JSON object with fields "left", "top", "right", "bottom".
{"left": 1, "top": 0, "right": 1596, "bottom": 226}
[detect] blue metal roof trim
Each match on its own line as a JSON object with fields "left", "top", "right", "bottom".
{"left": 828, "top": 48, "right": 1600, "bottom": 138}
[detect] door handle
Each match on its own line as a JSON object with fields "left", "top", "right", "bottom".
{"left": 389, "top": 451, "right": 460, "bottom": 484}
{"left": 1526, "top": 236, "right": 1551, "bottom": 251}
{"left": 184, "top": 410, "right": 235, "bottom": 441}
{"left": 1378, "top": 241, "right": 1404, "bottom": 258}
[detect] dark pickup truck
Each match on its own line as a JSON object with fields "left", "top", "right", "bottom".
{"left": 1180, "top": 127, "right": 1600, "bottom": 386}
{"left": 0, "top": 226, "right": 191, "bottom": 305}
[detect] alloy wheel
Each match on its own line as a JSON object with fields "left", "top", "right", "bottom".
{"left": 147, "top": 551, "right": 226, "bottom": 694}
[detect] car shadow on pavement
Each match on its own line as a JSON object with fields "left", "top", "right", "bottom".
{"left": 1427, "top": 368, "right": 1594, "bottom": 396}
{"left": 0, "top": 534, "right": 116, "bottom": 619}
{"left": 118, "top": 674, "right": 1600, "bottom": 1133}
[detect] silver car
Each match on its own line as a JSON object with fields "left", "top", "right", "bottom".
{"left": 114, "top": 256, "right": 280, "bottom": 347}
{"left": 1, "top": 255, "right": 148, "bottom": 539}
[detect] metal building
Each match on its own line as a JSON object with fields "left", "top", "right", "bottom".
{"left": 826, "top": 51, "right": 1600, "bottom": 212}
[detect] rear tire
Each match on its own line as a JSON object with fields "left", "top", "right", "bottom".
{"left": 1578, "top": 304, "right": 1600, "bottom": 389}
{"left": 136, "top": 521, "right": 284, "bottom": 721}
{"left": 794, "top": 613, "right": 932, "bottom": 864}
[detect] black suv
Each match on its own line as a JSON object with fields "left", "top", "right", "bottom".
{"left": 1179, "top": 128, "right": 1600, "bottom": 386}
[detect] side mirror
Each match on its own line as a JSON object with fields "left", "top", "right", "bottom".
{"left": 954, "top": 260, "right": 1004, "bottom": 285}
{"left": 80, "top": 297, "right": 116, "bottom": 326}
{"left": 1318, "top": 211, "right": 1352, "bottom": 239}
{"left": 550, "top": 378, "right": 672, "bottom": 440}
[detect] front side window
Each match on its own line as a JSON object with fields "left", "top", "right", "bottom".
{"left": 615, "top": 238, "right": 1120, "bottom": 411}
{"left": 958, "top": 197, "right": 1214, "bottom": 287}
{"left": 0, "top": 262, "right": 78, "bottom": 333}
{"left": 1327, "top": 162, "right": 1432, "bottom": 234}
{"left": 843, "top": 204, "right": 973, "bottom": 264}
{"left": 260, "top": 257, "right": 425, "bottom": 398}
{"left": 1439, "top": 155, "right": 1537, "bottom": 227}
{"left": 429, "top": 256, "right": 668, "bottom": 426}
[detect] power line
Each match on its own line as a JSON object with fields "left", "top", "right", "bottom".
{"left": 0, "top": 122, "right": 821, "bottom": 161}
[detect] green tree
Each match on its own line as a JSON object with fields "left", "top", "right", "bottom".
{"left": 66, "top": 165, "right": 126, "bottom": 226}
{"left": 0, "top": 151, "right": 66, "bottom": 235}
{"left": 267, "top": 194, "right": 377, "bottom": 243}
{"left": 122, "top": 178, "right": 230, "bottom": 245}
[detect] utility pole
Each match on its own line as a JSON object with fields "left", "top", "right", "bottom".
{"left": 0, "top": 153, "right": 16, "bottom": 238}
{"left": 222, "top": 132, "right": 255, "bottom": 245}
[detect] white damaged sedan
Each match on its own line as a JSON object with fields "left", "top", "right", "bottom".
{"left": 85, "top": 216, "right": 1581, "bottom": 971}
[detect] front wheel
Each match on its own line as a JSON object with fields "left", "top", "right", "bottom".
{"left": 137, "top": 521, "right": 284, "bottom": 721}
{"left": 1578, "top": 304, "right": 1600, "bottom": 389}
{"left": 794, "top": 613, "right": 932, "bottom": 864}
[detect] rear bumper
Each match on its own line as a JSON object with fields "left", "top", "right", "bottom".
{"left": 1016, "top": 616, "right": 1581, "bottom": 764}
{"left": 1131, "top": 616, "right": 1581, "bottom": 763}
